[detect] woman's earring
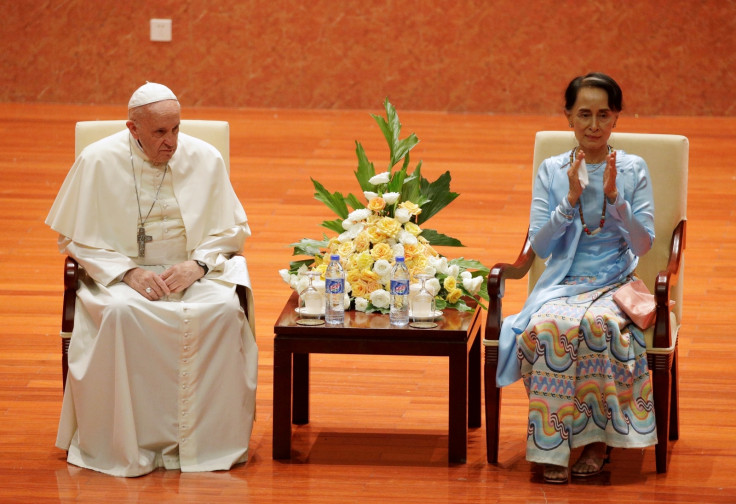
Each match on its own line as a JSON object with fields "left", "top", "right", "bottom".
{"left": 569, "top": 123, "right": 574, "bottom": 128}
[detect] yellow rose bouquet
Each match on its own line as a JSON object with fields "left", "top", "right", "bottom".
{"left": 279, "top": 99, "right": 489, "bottom": 314}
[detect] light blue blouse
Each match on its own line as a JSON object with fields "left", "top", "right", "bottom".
{"left": 495, "top": 149, "right": 655, "bottom": 386}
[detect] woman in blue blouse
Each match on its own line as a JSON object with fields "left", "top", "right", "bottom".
{"left": 496, "top": 73, "right": 657, "bottom": 483}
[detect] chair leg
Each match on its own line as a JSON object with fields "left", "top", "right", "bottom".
{"left": 484, "top": 345, "right": 501, "bottom": 463}
{"left": 669, "top": 347, "right": 680, "bottom": 441}
{"left": 61, "top": 337, "right": 70, "bottom": 392}
{"left": 651, "top": 352, "right": 673, "bottom": 474}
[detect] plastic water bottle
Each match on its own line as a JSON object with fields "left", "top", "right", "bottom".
{"left": 324, "top": 254, "right": 345, "bottom": 325}
{"left": 390, "top": 256, "right": 410, "bottom": 326}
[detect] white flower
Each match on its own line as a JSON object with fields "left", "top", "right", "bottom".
{"left": 462, "top": 275, "right": 483, "bottom": 296}
{"left": 391, "top": 243, "right": 405, "bottom": 259}
{"left": 343, "top": 293, "right": 351, "bottom": 309}
{"left": 447, "top": 264, "right": 460, "bottom": 278}
{"left": 348, "top": 208, "right": 372, "bottom": 222}
{"left": 337, "top": 231, "right": 353, "bottom": 243}
{"left": 426, "top": 278, "right": 441, "bottom": 296}
{"left": 363, "top": 191, "right": 378, "bottom": 201}
{"left": 352, "top": 223, "right": 365, "bottom": 236}
{"left": 395, "top": 207, "right": 411, "bottom": 223}
{"left": 429, "top": 256, "right": 449, "bottom": 275}
{"left": 380, "top": 273, "right": 391, "bottom": 288}
{"left": 294, "top": 275, "right": 310, "bottom": 293}
{"left": 370, "top": 288, "right": 390, "bottom": 309}
{"left": 369, "top": 172, "right": 390, "bottom": 185}
{"left": 339, "top": 222, "right": 364, "bottom": 239}
{"left": 373, "top": 259, "right": 392, "bottom": 277}
{"left": 279, "top": 269, "right": 291, "bottom": 284}
{"left": 423, "top": 265, "right": 437, "bottom": 277}
{"left": 355, "top": 297, "right": 369, "bottom": 312}
{"left": 460, "top": 271, "right": 472, "bottom": 280}
{"left": 383, "top": 192, "right": 400, "bottom": 204}
{"left": 397, "top": 229, "right": 417, "bottom": 245}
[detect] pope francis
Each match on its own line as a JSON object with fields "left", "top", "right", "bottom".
{"left": 46, "top": 82, "right": 258, "bottom": 477}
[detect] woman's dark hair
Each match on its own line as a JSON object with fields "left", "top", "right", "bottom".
{"left": 564, "top": 72, "right": 623, "bottom": 112}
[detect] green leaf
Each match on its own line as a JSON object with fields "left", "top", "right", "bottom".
{"left": 419, "top": 228, "right": 464, "bottom": 247}
{"left": 444, "top": 298, "right": 475, "bottom": 312}
{"left": 387, "top": 164, "right": 407, "bottom": 193}
{"left": 364, "top": 301, "right": 390, "bottom": 315}
{"left": 448, "top": 257, "right": 490, "bottom": 274}
{"left": 417, "top": 171, "right": 459, "bottom": 224}
{"left": 393, "top": 134, "right": 419, "bottom": 166}
{"left": 345, "top": 193, "right": 365, "bottom": 211}
{"left": 312, "top": 178, "right": 349, "bottom": 219}
{"left": 354, "top": 141, "right": 375, "bottom": 192}
{"left": 321, "top": 218, "right": 345, "bottom": 234}
{"left": 400, "top": 151, "right": 412, "bottom": 171}
{"left": 371, "top": 98, "right": 420, "bottom": 169}
{"left": 289, "top": 236, "right": 329, "bottom": 256}
{"left": 400, "top": 160, "right": 423, "bottom": 204}
{"left": 288, "top": 258, "right": 315, "bottom": 275}
{"left": 476, "top": 281, "right": 489, "bottom": 303}
{"left": 371, "top": 103, "right": 397, "bottom": 155}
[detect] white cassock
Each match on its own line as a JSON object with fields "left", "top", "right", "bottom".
{"left": 46, "top": 130, "right": 257, "bottom": 477}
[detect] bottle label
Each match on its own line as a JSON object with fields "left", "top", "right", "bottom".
{"left": 391, "top": 279, "right": 409, "bottom": 296}
{"left": 325, "top": 278, "right": 344, "bottom": 295}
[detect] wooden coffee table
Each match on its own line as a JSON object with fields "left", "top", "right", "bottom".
{"left": 272, "top": 292, "right": 482, "bottom": 463}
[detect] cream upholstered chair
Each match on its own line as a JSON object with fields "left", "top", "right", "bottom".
{"left": 60, "top": 119, "right": 245, "bottom": 389}
{"left": 483, "top": 131, "right": 688, "bottom": 474}
{"left": 74, "top": 119, "right": 231, "bottom": 171}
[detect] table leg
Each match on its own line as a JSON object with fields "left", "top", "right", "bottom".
{"left": 272, "top": 340, "right": 293, "bottom": 459}
{"left": 468, "top": 326, "right": 481, "bottom": 428}
{"left": 448, "top": 346, "right": 468, "bottom": 463}
{"left": 293, "top": 352, "right": 309, "bottom": 424}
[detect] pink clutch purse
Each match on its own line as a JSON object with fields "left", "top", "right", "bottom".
{"left": 613, "top": 279, "right": 663, "bottom": 330}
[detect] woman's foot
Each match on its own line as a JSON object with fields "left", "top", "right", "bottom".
{"left": 571, "top": 442, "right": 610, "bottom": 477}
{"left": 543, "top": 464, "right": 569, "bottom": 484}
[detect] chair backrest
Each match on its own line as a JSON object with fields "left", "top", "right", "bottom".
{"left": 74, "top": 119, "right": 230, "bottom": 173}
{"left": 528, "top": 131, "right": 688, "bottom": 323}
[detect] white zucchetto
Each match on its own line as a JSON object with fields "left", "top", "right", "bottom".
{"left": 128, "top": 82, "right": 178, "bottom": 109}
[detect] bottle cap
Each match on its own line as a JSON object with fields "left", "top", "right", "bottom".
{"left": 330, "top": 254, "right": 340, "bottom": 260}
{"left": 395, "top": 256, "right": 405, "bottom": 261}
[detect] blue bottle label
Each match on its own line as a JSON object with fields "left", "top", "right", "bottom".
{"left": 325, "top": 278, "right": 344, "bottom": 294}
{"left": 391, "top": 279, "right": 409, "bottom": 296}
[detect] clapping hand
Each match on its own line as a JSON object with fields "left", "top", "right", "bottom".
{"left": 603, "top": 150, "right": 618, "bottom": 203}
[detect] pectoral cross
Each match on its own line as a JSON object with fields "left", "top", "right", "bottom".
{"left": 137, "top": 226, "right": 152, "bottom": 258}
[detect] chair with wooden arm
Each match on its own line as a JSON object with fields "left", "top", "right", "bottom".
{"left": 59, "top": 119, "right": 249, "bottom": 389}
{"left": 483, "top": 131, "right": 688, "bottom": 474}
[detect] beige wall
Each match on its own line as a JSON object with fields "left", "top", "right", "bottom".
{"left": 2, "top": 0, "right": 734, "bottom": 115}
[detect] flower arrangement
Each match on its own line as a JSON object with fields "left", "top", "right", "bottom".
{"left": 279, "top": 99, "right": 489, "bottom": 314}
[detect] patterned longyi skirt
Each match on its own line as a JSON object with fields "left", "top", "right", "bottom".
{"left": 517, "top": 277, "right": 658, "bottom": 466}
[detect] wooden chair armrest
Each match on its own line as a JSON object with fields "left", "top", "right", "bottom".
{"left": 236, "top": 284, "right": 249, "bottom": 321}
{"left": 652, "top": 219, "right": 686, "bottom": 349}
{"left": 485, "top": 233, "right": 536, "bottom": 341}
{"left": 62, "top": 256, "right": 80, "bottom": 333}
{"left": 230, "top": 253, "right": 250, "bottom": 321}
